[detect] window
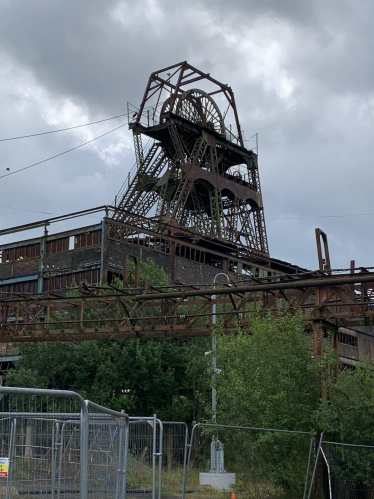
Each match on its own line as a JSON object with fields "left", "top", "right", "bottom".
{"left": 338, "top": 332, "right": 358, "bottom": 347}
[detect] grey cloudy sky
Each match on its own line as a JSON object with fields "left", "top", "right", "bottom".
{"left": 0, "top": 0, "right": 373, "bottom": 271}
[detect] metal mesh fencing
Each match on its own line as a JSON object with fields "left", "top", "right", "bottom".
{"left": 0, "top": 400, "right": 188, "bottom": 499}
{"left": 126, "top": 419, "right": 188, "bottom": 499}
{"left": 161, "top": 423, "right": 188, "bottom": 499}
{"left": 127, "top": 416, "right": 163, "bottom": 499}
{"left": 56, "top": 418, "right": 82, "bottom": 498}
{"left": 0, "top": 387, "right": 129, "bottom": 499}
{"left": 0, "top": 416, "right": 63, "bottom": 497}
{"left": 86, "top": 402, "right": 128, "bottom": 499}
{"left": 321, "top": 441, "right": 374, "bottom": 499}
{"left": 127, "top": 419, "right": 155, "bottom": 497}
{"left": 0, "top": 390, "right": 83, "bottom": 499}
{"left": 184, "top": 424, "right": 314, "bottom": 499}
{"left": 0, "top": 388, "right": 325, "bottom": 499}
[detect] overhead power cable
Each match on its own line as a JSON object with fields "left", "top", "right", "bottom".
{"left": 0, "top": 122, "right": 126, "bottom": 180}
{"left": 0, "top": 99, "right": 163, "bottom": 143}
{"left": 0, "top": 112, "right": 128, "bottom": 142}
{"left": 0, "top": 205, "right": 101, "bottom": 222}
{"left": 0, "top": 205, "right": 59, "bottom": 215}
{"left": 268, "top": 213, "right": 374, "bottom": 221}
{"left": 1, "top": 202, "right": 374, "bottom": 222}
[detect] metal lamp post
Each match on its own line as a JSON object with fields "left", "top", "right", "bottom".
{"left": 211, "top": 272, "right": 230, "bottom": 425}
{"left": 210, "top": 273, "right": 229, "bottom": 473}
{"left": 199, "top": 272, "right": 236, "bottom": 490}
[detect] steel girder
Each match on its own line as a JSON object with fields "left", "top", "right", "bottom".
{"left": 1, "top": 272, "right": 374, "bottom": 342}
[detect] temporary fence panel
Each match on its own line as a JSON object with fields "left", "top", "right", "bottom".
{"left": 127, "top": 419, "right": 188, "bottom": 499}
{"left": 321, "top": 441, "right": 374, "bottom": 499}
{"left": 0, "top": 388, "right": 324, "bottom": 499}
{"left": 0, "top": 389, "right": 85, "bottom": 499}
{"left": 127, "top": 416, "right": 163, "bottom": 499}
{"left": 57, "top": 419, "right": 82, "bottom": 499}
{"left": 0, "top": 387, "right": 129, "bottom": 499}
{"left": 161, "top": 422, "right": 188, "bottom": 499}
{"left": 12, "top": 417, "right": 62, "bottom": 497}
{"left": 127, "top": 419, "right": 155, "bottom": 495}
{"left": 154, "top": 417, "right": 163, "bottom": 499}
{"left": 184, "top": 423, "right": 315, "bottom": 499}
{"left": 86, "top": 402, "right": 128, "bottom": 499}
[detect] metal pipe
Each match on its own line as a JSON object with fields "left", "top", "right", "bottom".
{"left": 194, "top": 422, "right": 313, "bottom": 436}
{"left": 116, "top": 420, "right": 125, "bottom": 499}
{"left": 322, "top": 440, "right": 374, "bottom": 448}
{"left": 152, "top": 414, "right": 157, "bottom": 499}
{"left": 210, "top": 272, "right": 230, "bottom": 471}
{"left": 307, "top": 432, "right": 324, "bottom": 499}
{"left": 183, "top": 423, "right": 198, "bottom": 499}
{"left": 157, "top": 419, "right": 163, "bottom": 499}
{"left": 131, "top": 272, "right": 374, "bottom": 301}
{"left": 85, "top": 400, "right": 129, "bottom": 420}
{"left": 181, "top": 423, "right": 189, "bottom": 499}
{"left": 0, "top": 206, "right": 107, "bottom": 237}
{"left": 121, "top": 411, "right": 130, "bottom": 499}
{"left": 51, "top": 421, "right": 59, "bottom": 499}
{"left": 211, "top": 272, "right": 230, "bottom": 475}
{"left": 212, "top": 272, "right": 230, "bottom": 426}
{"left": 6, "top": 417, "right": 16, "bottom": 499}
{"left": 80, "top": 403, "right": 89, "bottom": 499}
{"left": 57, "top": 422, "right": 67, "bottom": 499}
{"left": 320, "top": 447, "right": 332, "bottom": 499}
{"left": 303, "top": 436, "right": 315, "bottom": 499}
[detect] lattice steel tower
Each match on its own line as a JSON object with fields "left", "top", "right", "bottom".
{"left": 113, "top": 62, "right": 269, "bottom": 259}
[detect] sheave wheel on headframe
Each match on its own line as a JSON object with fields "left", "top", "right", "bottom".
{"left": 175, "top": 89, "right": 225, "bottom": 135}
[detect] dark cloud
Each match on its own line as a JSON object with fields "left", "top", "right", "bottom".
{"left": 0, "top": 0, "right": 222, "bottom": 112}
{"left": 0, "top": 0, "right": 373, "bottom": 270}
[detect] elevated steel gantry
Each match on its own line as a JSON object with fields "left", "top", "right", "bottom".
{"left": 1, "top": 271, "right": 374, "bottom": 359}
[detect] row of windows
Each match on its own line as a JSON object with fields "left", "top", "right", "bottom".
{"left": 338, "top": 332, "right": 358, "bottom": 347}
{"left": 119, "top": 232, "right": 208, "bottom": 264}
{"left": 1, "top": 231, "right": 102, "bottom": 263}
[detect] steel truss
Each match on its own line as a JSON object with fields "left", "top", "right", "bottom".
{"left": 112, "top": 62, "right": 269, "bottom": 258}
{"left": 1, "top": 273, "right": 374, "bottom": 350}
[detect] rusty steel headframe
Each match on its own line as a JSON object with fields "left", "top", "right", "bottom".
{"left": 135, "top": 61, "right": 244, "bottom": 146}
{"left": 113, "top": 61, "right": 269, "bottom": 259}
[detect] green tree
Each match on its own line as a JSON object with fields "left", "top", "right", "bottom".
{"left": 215, "top": 312, "right": 320, "bottom": 431}
{"left": 316, "top": 364, "right": 374, "bottom": 493}
{"left": 213, "top": 312, "right": 374, "bottom": 496}
{"left": 213, "top": 312, "right": 321, "bottom": 497}
{"left": 318, "top": 362, "right": 374, "bottom": 445}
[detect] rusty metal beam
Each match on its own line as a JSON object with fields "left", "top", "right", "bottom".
{"left": 128, "top": 272, "right": 374, "bottom": 301}
{"left": 0, "top": 207, "right": 107, "bottom": 238}
{"left": 0, "top": 272, "right": 374, "bottom": 342}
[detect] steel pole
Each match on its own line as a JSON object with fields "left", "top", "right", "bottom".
{"left": 211, "top": 273, "right": 229, "bottom": 472}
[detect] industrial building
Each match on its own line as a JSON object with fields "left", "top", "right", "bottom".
{"left": 0, "top": 62, "right": 371, "bottom": 371}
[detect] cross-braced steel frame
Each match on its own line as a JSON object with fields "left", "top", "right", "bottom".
{"left": 1, "top": 272, "right": 374, "bottom": 361}
{"left": 113, "top": 62, "right": 269, "bottom": 259}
